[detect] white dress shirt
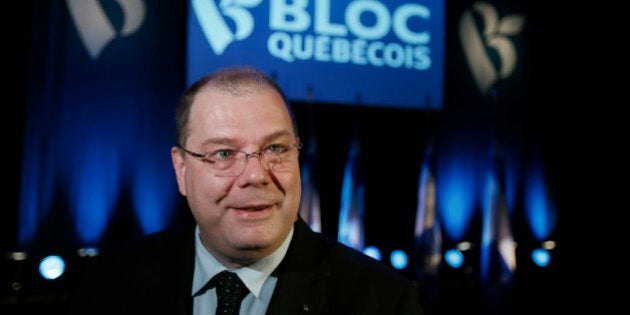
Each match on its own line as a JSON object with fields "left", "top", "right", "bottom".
{"left": 192, "top": 225, "right": 293, "bottom": 315}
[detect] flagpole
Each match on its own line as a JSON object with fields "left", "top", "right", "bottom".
{"left": 412, "top": 96, "right": 443, "bottom": 304}
{"left": 480, "top": 84, "right": 517, "bottom": 313}
{"left": 299, "top": 85, "right": 321, "bottom": 232}
{"left": 337, "top": 93, "right": 365, "bottom": 251}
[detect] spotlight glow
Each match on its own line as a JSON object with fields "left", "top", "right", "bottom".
{"left": 531, "top": 248, "right": 551, "bottom": 267}
{"left": 363, "top": 246, "right": 382, "bottom": 261}
{"left": 39, "top": 255, "right": 65, "bottom": 280}
{"left": 77, "top": 247, "right": 100, "bottom": 257}
{"left": 445, "top": 249, "right": 464, "bottom": 268}
{"left": 390, "top": 249, "right": 408, "bottom": 270}
{"left": 8, "top": 251, "right": 29, "bottom": 261}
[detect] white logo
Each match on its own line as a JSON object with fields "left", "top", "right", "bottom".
{"left": 66, "top": 0, "right": 146, "bottom": 60}
{"left": 459, "top": 1, "right": 525, "bottom": 95}
{"left": 192, "top": 0, "right": 433, "bottom": 70}
{"left": 192, "top": 0, "right": 263, "bottom": 55}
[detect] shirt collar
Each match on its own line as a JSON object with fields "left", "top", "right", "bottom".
{"left": 192, "top": 224, "right": 293, "bottom": 298}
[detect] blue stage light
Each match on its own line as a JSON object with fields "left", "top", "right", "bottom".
{"left": 390, "top": 249, "right": 408, "bottom": 270}
{"left": 77, "top": 247, "right": 100, "bottom": 257}
{"left": 531, "top": 248, "right": 551, "bottom": 267}
{"left": 39, "top": 255, "right": 65, "bottom": 280}
{"left": 363, "top": 245, "right": 382, "bottom": 261}
{"left": 444, "top": 248, "right": 464, "bottom": 268}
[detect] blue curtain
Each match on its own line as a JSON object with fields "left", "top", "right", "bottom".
{"left": 19, "top": 0, "right": 186, "bottom": 250}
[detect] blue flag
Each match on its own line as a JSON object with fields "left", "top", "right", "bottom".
{"left": 299, "top": 135, "right": 321, "bottom": 232}
{"left": 414, "top": 146, "right": 442, "bottom": 282}
{"left": 337, "top": 137, "right": 365, "bottom": 251}
{"left": 480, "top": 149, "right": 517, "bottom": 290}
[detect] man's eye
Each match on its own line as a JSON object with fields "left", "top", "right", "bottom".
{"left": 213, "top": 150, "right": 235, "bottom": 159}
{"left": 267, "top": 144, "right": 287, "bottom": 154}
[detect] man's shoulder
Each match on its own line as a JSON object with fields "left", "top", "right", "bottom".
{"left": 69, "top": 227, "right": 196, "bottom": 314}
{"left": 296, "top": 227, "right": 409, "bottom": 285}
{"left": 94, "top": 227, "right": 195, "bottom": 269}
{"left": 282, "top": 223, "right": 421, "bottom": 313}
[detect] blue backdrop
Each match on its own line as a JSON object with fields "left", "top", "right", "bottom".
{"left": 19, "top": 0, "right": 186, "bottom": 249}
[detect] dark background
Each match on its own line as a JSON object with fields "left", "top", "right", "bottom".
{"left": 2, "top": 1, "right": 628, "bottom": 314}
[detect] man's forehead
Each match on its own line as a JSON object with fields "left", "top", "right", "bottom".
{"left": 189, "top": 90, "right": 292, "bottom": 128}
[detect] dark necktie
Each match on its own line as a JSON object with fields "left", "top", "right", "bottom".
{"left": 212, "top": 270, "right": 249, "bottom": 314}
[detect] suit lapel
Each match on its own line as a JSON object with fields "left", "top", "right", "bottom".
{"left": 266, "top": 218, "right": 332, "bottom": 314}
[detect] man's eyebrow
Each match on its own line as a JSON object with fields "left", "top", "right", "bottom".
{"left": 262, "top": 130, "right": 295, "bottom": 142}
{"left": 197, "top": 130, "right": 295, "bottom": 148}
{"left": 199, "top": 137, "right": 236, "bottom": 147}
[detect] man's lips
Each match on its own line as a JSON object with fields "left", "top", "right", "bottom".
{"left": 231, "top": 205, "right": 274, "bottom": 220}
{"left": 233, "top": 204, "right": 269, "bottom": 211}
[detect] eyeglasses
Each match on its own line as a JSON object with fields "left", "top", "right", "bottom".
{"left": 179, "top": 142, "right": 302, "bottom": 177}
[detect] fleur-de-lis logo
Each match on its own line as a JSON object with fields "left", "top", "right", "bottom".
{"left": 66, "top": 0, "right": 146, "bottom": 60}
{"left": 192, "top": 0, "right": 263, "bottom": 55}
{"left": 459, "top": 2, "right": 525, "bottom": 95}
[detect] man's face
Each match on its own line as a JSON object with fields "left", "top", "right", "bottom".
{"left": 171, "top": 86, "right": 301, "bottom": 268}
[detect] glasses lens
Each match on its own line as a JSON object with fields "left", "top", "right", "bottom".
{"left": 212, "top": 151, "right": 245, "bottom": 176}
{"left": 264, "top": 151, "right": 286, "bottom": 171}
{"left": 266, "top": 145, "right": 301, "bottom": 172}
{"left": 209, "top": 143, "right": 300, "bottom": 177}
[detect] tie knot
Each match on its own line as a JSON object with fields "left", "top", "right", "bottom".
{"left": 212, "top": 271, "right": 249, "bottom": 314}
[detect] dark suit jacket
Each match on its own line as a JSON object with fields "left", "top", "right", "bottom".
{"left": 70, "top": 217, "right": 424, "bottom": 314}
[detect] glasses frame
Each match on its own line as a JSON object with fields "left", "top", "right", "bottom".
{"left": 178, "top": 141, "right": 302, "bottom": 177}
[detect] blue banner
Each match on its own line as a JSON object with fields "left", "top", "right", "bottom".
{"left": 187, "top": 0, "right": 444, "bottom": 109}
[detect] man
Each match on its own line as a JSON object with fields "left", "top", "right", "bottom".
{"left": 71, "top": 66, "right": 424, "bottom": 314}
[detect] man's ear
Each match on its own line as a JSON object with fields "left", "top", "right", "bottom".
{"left": 171, "top": 146, "right": 187, "bottom": 196}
